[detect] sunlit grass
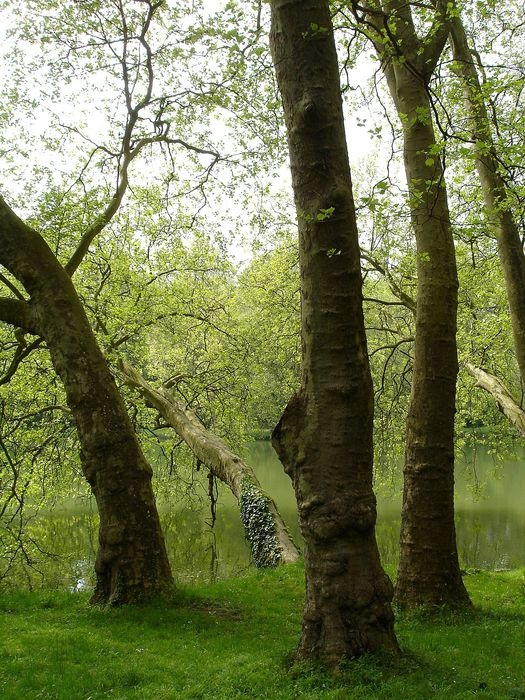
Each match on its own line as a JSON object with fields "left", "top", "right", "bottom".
{"left": 0, "top": 565, "right": 523, "bottom": 699}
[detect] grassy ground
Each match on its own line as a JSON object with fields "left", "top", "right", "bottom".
{"left": 0, "top": 564, "right": 524, "bottom": 700}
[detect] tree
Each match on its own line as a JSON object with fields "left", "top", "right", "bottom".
{"left": 268, "top": 0, "right": 398, "bottom": 663}
{"left": 1, "top": 0, "right": 301, "bottom": 590}
{"left": 0, "top": 201, "right": 173, "bottom": 604}
{"left": 348, "top": 0, "right": 471, "bottom": 606}
{"left": 0, "top": 0, "right": 187, "bottom": 603}
{"left": 436, "top": 0, "right": 525, "bottom": 430}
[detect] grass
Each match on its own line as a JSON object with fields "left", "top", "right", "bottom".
{"left": 0, "top": 565, "right": 524, "bottom": 699}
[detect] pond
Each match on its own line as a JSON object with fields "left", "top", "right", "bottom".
{"left": 2, "top": 442, "right": 525, "bottom": 591}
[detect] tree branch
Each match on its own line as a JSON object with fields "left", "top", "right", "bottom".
{"left": 0, "top": 337, "right": 45, "bottom": 387}
{"left": 361, "top": 250, "right": 417, "bottom": 315}
{"left": 465, "top": 363, "right": 525, "bottom": 438}
{"left": 119, "top": 359, "right": 299, "bottom": 566}
{"left": 417, "top": 7, "right": 450, "bottom": 79}
{"left": 0, "top": 273, "right": 25, "bottom": 300}
{"left": 0, "top": 298, "right": 39, "bottom": 335}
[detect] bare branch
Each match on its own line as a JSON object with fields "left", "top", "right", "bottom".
{"left": 0, "top": 273, "right": 25, "bottom": 301}
{"left": 369, "top": 336, "right": 414, "bottom": 358}
{"left": 361, "top": 250, "right": 417, "bottom": 315}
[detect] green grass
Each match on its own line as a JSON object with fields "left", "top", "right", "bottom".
{"left": 0, "top": 565, "right": 524, "bottom": 699}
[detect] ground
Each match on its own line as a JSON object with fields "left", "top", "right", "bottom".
{"left": 0, "top": 564, "right": 524, "bottom": 699}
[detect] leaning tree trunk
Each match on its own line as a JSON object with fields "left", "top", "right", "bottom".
{"left": 119, "top": 360, "right": 299, "bottom": 567}
{"left": 359, "top": 0, "right": 471, "bottom": 607}
{"left": 268, "top": 0, "right": 398, "bottom": 665}
{"left": 446, "top": 3, "right": 525, "bottom": 385}
{"left": 0, "top": 198, "right": 173, "bottom": 604}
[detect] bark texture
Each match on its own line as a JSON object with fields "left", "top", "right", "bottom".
{"left": 446, "top": 5, "right": 525, "bottom": 385}
{"left": 269, "top": 0, "right": 398, "bottom": 664}
{"left": 466, "top": 363, "right": 525, "bottom": 437}
{"left": 0, "top": 197, "right": 173, "bottom": 604}
{"left": 119, "top": 360, "right": 299, "bottom": 567}
{"left": 358, "top": 0, "right": 470, "bottom": 607}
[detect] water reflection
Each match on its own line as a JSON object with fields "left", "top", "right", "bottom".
{"left": 1, "top": 443, "right": 524, "bottom": 591}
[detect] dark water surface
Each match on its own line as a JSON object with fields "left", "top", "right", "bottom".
{"left": 5, "top": 443, "right": 525, "bottom": 591}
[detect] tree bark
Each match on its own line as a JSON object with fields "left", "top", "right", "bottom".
{"left": 268, "top": 0, "right": 398, "bottom": 665}
{"left": 444, "top": 3, "right": 525, "bottom": 386}
{"left": 465, "top": 363, "right": 525, "bottom": 437}
{"left": 357, "top": 0, "right": 470, "bottom": 607}
{"left": 0, "top": 197, "right": 173, "bottom": 604}
{"left": 394, "top": 72, "right": 469, "bottom": 607}
{"left": 119, "top": 360, "right": 300, "bottom": 567}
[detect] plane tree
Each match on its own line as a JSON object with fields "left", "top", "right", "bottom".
{"left": 268, "top": 0, "right": 399, "bottom": 663}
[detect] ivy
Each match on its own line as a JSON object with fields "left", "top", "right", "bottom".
{"left": 239, "top": 479, "right": 282, "bottom": 568}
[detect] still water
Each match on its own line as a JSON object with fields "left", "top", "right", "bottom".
{"left": 5, "top": 443, "right": 525, "bottom": 591}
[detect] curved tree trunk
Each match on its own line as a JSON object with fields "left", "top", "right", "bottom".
{"left": 358, "top": 0, "right": 470, "bottom": 607}
{"left": 119, "top": 360, "right": 299, "bottom": 567}
{"left": 0, "top": 198, "right": 173, "bottom": 604}
{"left": 268, "top": 0, "right": 398, "bottom": 665}
{"left": 445, "top": 3, "right": 525, "bottom": 384}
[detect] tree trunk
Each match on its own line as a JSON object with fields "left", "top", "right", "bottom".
{"left": 446, "top": 6, "right": 525, "bottom": 384}
{"left": 119, "top": 360, "right": 300, "bottom": 567}
{"left": 359, "top": 1, "right": 470, "bottom": 607}
{"left": 269, "top": 0, "right": 398, "bottom": 664}
{"left": 394, "top": 72, "right": 469, "bottom": 607}
{"left": 0, "top": 198, "right": 173, "bottom": 604}
{"left": 465, "top": 363, "right": 525, "bottom": 437}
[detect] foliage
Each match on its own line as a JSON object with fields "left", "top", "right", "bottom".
{"left": 1, "top": 0, "right": 525, "bottom": 583}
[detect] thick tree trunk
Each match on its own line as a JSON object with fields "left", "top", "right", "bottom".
{"left": 446, "top": 7, "right": 525, "bottom": 384}
{"left": 119, "top": 360, "right": 299, "bottom": 567}
{"left": 465, "top": 363, "right": 525, "bottom": 437}
{"left": 0, "top": 198, "right": 173, "bottom": 604}
{"left": 362, "top": 1, "right": 470, "bottom": 607}
{"left": 269, "top": 0, "right": 398, "bottom": 664}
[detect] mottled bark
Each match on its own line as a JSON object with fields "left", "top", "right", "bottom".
{"left": 357, "top": 0, "right": 470, "bottom": 607}
{"left": 269, "top": 0, "right": 398, "bottom": 664}
{"left": 445, "top": 5, "right": 525, "bottom": 384}
{"left": 0, "top": 197, "right": 173, "bottom": 604}
{"left": 466, "top": 363, "right": 525, "bottom": 438}
{"left": 119, "top": 360, "right": 299, "bottom": 567}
